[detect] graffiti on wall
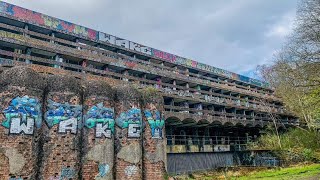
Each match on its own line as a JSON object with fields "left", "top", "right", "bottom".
{"left": 84, "top": 102, "right": 115, "bottom": 138}
{"left": 60, "top": 167, "right": 75, "bottom": 179}
{"left": 116, "top": 108, "right": 142, "bottom": 138}
{"left": 98, "top": 32, "right": 152, "bottom": 55}
{"left": 0, "top": 1, "right": 98, "bottom": 40}
{"left": 98, "top": 163, "right": 110, "bottom": 178}
{"left": 45, "top": 100, "right": 82, "bottom": 134}
{"left": 0, "top": 1, "right": 269, "bottom": 88}
{"left": 144, "top": 110, "right": 165, "bottom": 138}
{"left": 2, "top": 96, "right": 41, "bottom": 135}
{"left": 124, "top": 165, "right": 138, "bottom": 177}
{"left": 214, "top": 145, "right": 230, "bottom": 152}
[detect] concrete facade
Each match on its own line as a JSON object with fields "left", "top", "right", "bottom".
{"left": 0, "top": 1, "right": 299, "bottom": 178}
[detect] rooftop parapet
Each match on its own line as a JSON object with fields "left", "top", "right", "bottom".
{"left": 0, "top": 1, "right": 270, "bottom": 88}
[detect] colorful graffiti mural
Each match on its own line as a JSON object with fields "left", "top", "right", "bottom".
{"left": 116, "top": 108, "right": 142, "bottom": 138}
{"left": 84, "top": 102, "right": 115, "bottom": 138}
{"left": 0, "top": 1, "right": 98, "bottom": 40}
{"left": 45, "top": 100, "right": 82, "bottom": 134}
{"left": 98, "top": 163, "right": 110, "bottom": 178}
{"left": 60, "top": 167, "right": 75, "bottom": 179}
{"left": 0, "top": 1, "right": 269, "bottom": 88}
{"left": 144, "top": 110, "right": 165, "bottom": 138}
{"left": 2, "top": 96, "right": 41, "bottom": 135}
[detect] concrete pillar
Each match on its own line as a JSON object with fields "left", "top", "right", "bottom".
{"left": 195, "top": 103, "right": 203, "bottom": 115}
{"left": 183, "top": 101, "right": 189, "bottom": 113}
{"left": 24, "top": 24, "right": 29, "bottom": 37}
{"left": 82, "top": 60, "right": 88, "bottom": 73}
{"left": 76, "top": 39, "right": 81, "bottom": 50}
{"left": 26, "top": 48, "right": 31, "bottom": 64}
{"left": 50, "top": 32, "right": 55, "bottom": 43}
{"left": 54, "top": 54, "right": 62, "bottom": 69}
{"left": 173, "top": 80, "right": 176, "bottom": 90}
{"left": 0, "top": 67, "right": 46, "bottom": 179}
{"left": 40, "top": 75, "right": 82, "bottom": 179}
{"left": 185, "top": 68, "right": 189, "bottom": 76}
{"left": 114, "top": 85, "right": 143, "bottom": 180}
{"left": 122, "top": 70, "right": 129, "bottom": 81}
{"left": 142, "top": 90, "right": 167, "bottom": 179}
{"left": 82, "top": 80, "right": 115, "bottom": 180}
{"left": 156, "top": 77, "right": 162, "bottom": 89}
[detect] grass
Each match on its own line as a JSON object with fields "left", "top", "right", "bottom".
{"left": 233, "top": 164, "right": 320, "bottom": 180}
{"left": 172, "top": 164, "right": 320, "bottom": 180}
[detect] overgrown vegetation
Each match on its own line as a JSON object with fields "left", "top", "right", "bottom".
{"left": 249, "top": 128, "right": 320, "bottom": 163}
{"left": 172, "top": 164, "right": 320, "bottom": 180}
{"left": 258, "top": 0, "right": 320, "bottom": 130}
{"left": 253, "top": 0, "right": 320, "bottom": 165}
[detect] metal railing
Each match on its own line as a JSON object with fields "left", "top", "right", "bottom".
{"left": 166, "top": 135, "right": 250, "bottom": 146}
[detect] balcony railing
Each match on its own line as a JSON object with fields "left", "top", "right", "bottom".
{"left": 0, "top": 50, "right": 288, "bottom": 115}
{"left": 0, "top": 22, "right": 277, "bottom": 99}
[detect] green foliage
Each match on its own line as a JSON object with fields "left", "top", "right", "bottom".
{"left": 173, "top": 164, "right": 320, "bottom": 180}
{"left": 250, "top": 128, "right": 320, "bottom": 163}
{"left": 233, "top": 164, "right": 320, "bottom": 180}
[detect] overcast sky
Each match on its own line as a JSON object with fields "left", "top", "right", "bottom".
{"left": 5, "top": 0, "right": 298, "bottom": 78}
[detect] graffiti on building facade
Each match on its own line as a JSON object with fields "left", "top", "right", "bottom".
{"left": 116, "top": 108, "right": 142, "bottom": 138}
{"left": 124, "top": 165, "right": 138, "bottom": 177}
{"left": 214, "top": 145, "right": 230, "bottom": 152}
{"left": 0, "top": 1, "right": 98, "bottom": 40}
{"left": 84, "top": 102, "right": 114, "bottom": 138}
{"left": 60, "top": 167, "right": 75, "bottom": 179}
{"left": 2, "top": 96, "right": 41, "bottom": 135}
{"left": 0, "top": 1, "right": 270, "bottom": 88}
{"left": 98, "top": 163, "right": 110, "bottom": 177}
{"left": 144, "top": 110, "right": 165, "bottom": 138}
{"left": 45, "top": 99, "right": 82, "bottom": 134}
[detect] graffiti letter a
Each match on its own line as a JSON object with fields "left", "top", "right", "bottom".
{"left": 58, "top": 118, "right": 77, "bottom": 134}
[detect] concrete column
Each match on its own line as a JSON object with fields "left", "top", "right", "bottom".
{"left": 196, "top": 85, "right": 201, "bottom": 94}
{"left": 54, "top": 54, "right": 62, "bottom": 69}
{"left": 186, "top": 83, "right": 189, "bottom": 92}
{"left": 40, "top": 75, "right": 82, "bottom": 180}
{"left": 26, "top": 48, "right": 31, "bottom": 64}
{"left": 183, "top": 101, "right": 189, "bottom": 113}
{"left": 185, "top": 68, "right": 189, "bottom": 76}
{"left": 76, "top": 39, "right": 81, "bottom": 50}
{"left": 82, "top": 80, "right": 115, "bottom": 180}
{"left": 82, "top": 60, "right": 88, "bottom": 73}
{"left": 173, "top": 80, "right": 176, "bottom": 90}
{"left": 23, "top": 24, "right": 29, "bottom": 37}
{"left": 122, "top": 70, "right": 129, "bottom": 81}
{"left": 196, "top": 103, "right": 203, "bottom": 115}
{"left": 142, "top": 90, "right": 167, "bottom": 179}
{"left": 156, "top": 77, "right": 162, "bottom": 89}
{"left": 0, "top": 67, "right": 46, "bottom": 179}
{"left": 50, "top": 32, "right": 55, "bottom": 43}
{"left": 114, "top": 85, "right": 143, "bottom": 180}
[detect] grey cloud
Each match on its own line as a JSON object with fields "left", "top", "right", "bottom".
{"left": 5, "top": 0, "right": 297, "bottom": 77}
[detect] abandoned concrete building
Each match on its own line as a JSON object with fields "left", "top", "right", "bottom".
{"left": 0, "top": 1, "right": 297, "bottom": 180}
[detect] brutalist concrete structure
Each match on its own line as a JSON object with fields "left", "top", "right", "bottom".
{"left": 0, "top": 1, "right": 298, "bottom": 178}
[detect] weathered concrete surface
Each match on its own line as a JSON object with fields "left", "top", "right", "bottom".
{"left": 117, "top": 141, "right": 142, "bottom": 164}
{"left": 40, "top": 75, "right": 82, "bottom": 180}
{"left": 0, "top": 66, "right": 46, "bottom": 179}
{"left": 114, "top": 85, "right": 143, "bottom": 180}
{"left": 82, "top": 80, "right": 115, "bottom": 180}
{"left": 142, "top": 90, "right": 167, "bottom": 179}
{"left": 0, "top": 66, "right": 170, "bottom": 180}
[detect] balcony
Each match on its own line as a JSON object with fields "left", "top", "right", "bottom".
{"left": 166, "top": 135, "right": 250, "bottom": 153}
{"left": 0, "top": 22, "right": 278, "bottom": 100}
